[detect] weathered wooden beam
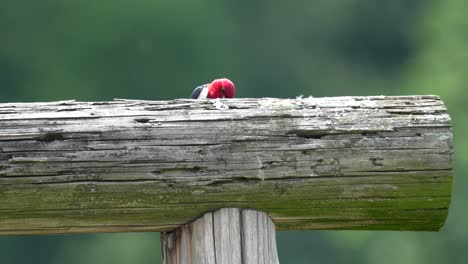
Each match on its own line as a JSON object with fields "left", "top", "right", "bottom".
{"left": 0, "top": 96, "right": 453, "bottom": 235}
{"left": 161, "top": 208, "right": 279, "bottom": 264}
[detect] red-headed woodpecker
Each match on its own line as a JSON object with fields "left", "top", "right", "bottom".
{"left": 191, "top": 78, "right": 236, "bottom": 99}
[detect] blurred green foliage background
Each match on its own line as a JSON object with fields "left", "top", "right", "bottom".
{"left": 1, "top": 0, "right": 467, "bottom": 263}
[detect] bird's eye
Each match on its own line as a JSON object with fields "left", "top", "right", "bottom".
{"left": 221, "top": 87, "right": 226, "bottom": 94}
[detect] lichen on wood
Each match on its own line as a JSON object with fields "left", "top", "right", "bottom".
{"left": 0, "top": 96, "right": 453, "bottom": 235}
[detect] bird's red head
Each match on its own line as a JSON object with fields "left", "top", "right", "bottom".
{"left": 207, "top": 78, "right": 236, "bottom": 99}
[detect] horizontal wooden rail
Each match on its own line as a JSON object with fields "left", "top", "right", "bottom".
{"left": 0, "top": 96, "right": 453, "bottom": 235}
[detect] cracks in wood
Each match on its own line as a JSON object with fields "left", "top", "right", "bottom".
{"left": 361, "top": 131, "right": 383, "bottom": 137}
{"left": 151, "top": 166, "right": 208, "bottom": 176}
{"left": 288, "top": 130, "right": 328, "bottom": 139}
{"left": 204, "top": 177, "right": 264, "bottom": 187}
{"left": 386, "top": 109, "right": 447, "bottom": 115}
{"left": 260, "top": 160, "right": 283, "bottom": 169}
{"left": 287, "top": 129, "right": 403, "bottom": 140}
{"left": 56, "top": 108, "right": 78, "bottom": 112}
{"left": 211, "top": 212, "right": 218, "bottom": 264}
{"left": 355, "top": 168, "right": 452, "bottom": 173}
{"left": 0, "top": 196, "right": 450, "bottom": 213}
{"left": 144, "top": 103, "right": 196, "bottom": 111}
{"left": 134, "top": 118, "right": 151, "bottom": 123}
{"left": 0, "top": 111, "right": 17, "bottom": 114}
{"left": 370, "top": 158, "right": 384, "bottom": 167}
{"left": 27, "top": 179, "right": 157, "bottom": 185}
{"left": 34, "top": 132, "right": 65, "bottom": 142}
{"left": 0, "top": 173, "right": 452, "bottom": 187}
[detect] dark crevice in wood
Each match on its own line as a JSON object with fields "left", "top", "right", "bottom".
{"left": 151, "top": 166, "right": 208, "bottom": 175}
{"left": 0, "top": 171, "right": 452, "bottom": 184}
{"left": 8, "top": 178, "right": 450, "bottom": 188}
{"left": 56, "top": 108, "right": 80, "bottom": 112}
{"left": 134, "top": 118, "right": 151, "bottom": 123}
{"left": 287, "top": 130, "right": 328, "bottom": 139}
{"left": 369, "top": 158, "right": 384, "bottom": 166}
{"left": 212, "top": 212, "right": 218, "bottom": 264}
{"left": 355, "top": 168, "right": 452, "bottom": 173}
{"left": 0, "top": 197, "right": 450, "bottom": 213}
{"left": 35, "top": 132, "right": 65, "bottom": 142}
{"left": 386, "top": 110, "right": 447, "bottom": 115}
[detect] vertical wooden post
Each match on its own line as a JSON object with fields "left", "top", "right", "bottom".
{"left": 161, "top": 208, "right": 280, "bottom": 264}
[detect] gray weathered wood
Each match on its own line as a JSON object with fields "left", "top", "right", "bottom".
{"left": 161, "top": 208, "right": 279, "bottom": 264}
{"left": 0, "top": 96, "right": 453, "bottom": 235}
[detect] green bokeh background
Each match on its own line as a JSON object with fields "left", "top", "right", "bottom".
{"left": 1, "top": 1, "right": 466, "bottom": 263}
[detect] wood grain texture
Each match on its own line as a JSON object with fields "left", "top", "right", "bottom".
{"left": 161, "top": 208, "right": 279, "bottom": 264}
{"left": 0, "top": 96, "right": 453, "bottom": 235}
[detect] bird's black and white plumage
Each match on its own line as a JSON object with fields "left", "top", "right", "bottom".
{"left": 191, "top": 84, "right": 209, "bottom": 99}
{"left": 191, "top": 78, "right": 236, "bottom": 99}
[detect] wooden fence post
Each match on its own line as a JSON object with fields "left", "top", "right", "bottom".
{"left": 0, "top": 96, "right": 453, "bottom": 262}
{"left": 161, "top": 208, "right": 279, "bottom": 264}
